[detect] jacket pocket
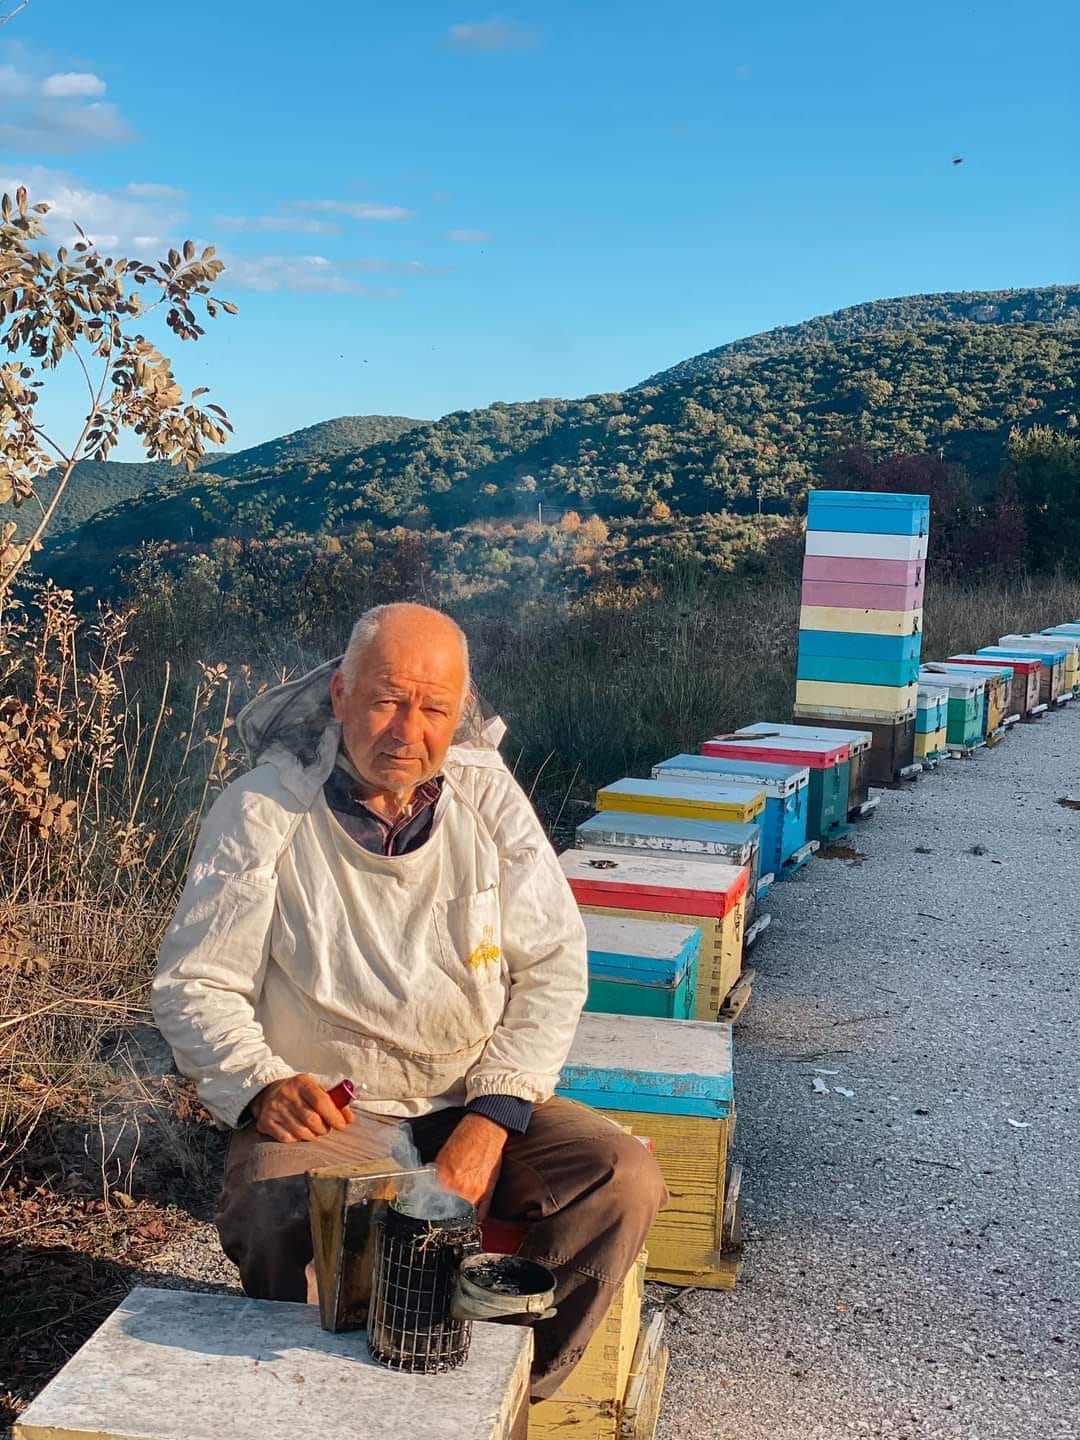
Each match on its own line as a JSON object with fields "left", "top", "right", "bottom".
{"left": 433, "top": 886, "right": 504, "bottom": 983}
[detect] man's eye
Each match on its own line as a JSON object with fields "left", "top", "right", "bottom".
{"left": 425, "top": 707, "right": 448, "bottom": 717}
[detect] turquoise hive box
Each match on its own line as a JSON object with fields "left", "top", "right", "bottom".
{"left": 582, "top": 914, "right": 700, "bottom": 1021}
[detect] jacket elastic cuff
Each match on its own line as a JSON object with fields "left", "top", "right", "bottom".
{"left": 466, "top": 1094, "right": 534, "bottom": 1134}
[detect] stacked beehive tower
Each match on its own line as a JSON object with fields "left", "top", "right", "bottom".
{"left": 794, "top": 489, "right": 930, "bottom": 784}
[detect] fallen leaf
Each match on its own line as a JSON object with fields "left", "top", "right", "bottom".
{"left": 1006, "top": 1119, "right": 1030, "bottom": 1130}
{"left": 812, "top": 1077, "right": 830, "bottom": 1095}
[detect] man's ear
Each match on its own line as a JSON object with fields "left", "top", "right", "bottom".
{"left": 329, "top": 668, "right": 346, "bottom": 720}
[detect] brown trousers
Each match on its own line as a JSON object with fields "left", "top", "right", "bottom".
{"left": 216, "top": 1097, "right": 668, "bottom": 1400}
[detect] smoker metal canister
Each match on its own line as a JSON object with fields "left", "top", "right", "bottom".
{"left": 367, "top": 1194, "right": 480, "bottom": 1373}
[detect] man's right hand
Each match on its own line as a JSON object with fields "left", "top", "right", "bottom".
{"left": 250, "top": 1074, "right": 354, "bottom": 1142}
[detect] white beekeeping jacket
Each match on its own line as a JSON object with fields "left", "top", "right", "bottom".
{"left": 151, "top": 659, "right": 588, "bottom": 1128}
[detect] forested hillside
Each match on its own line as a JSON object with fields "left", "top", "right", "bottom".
{"left": 23, "top": 415, "right": 422, "bottom": 538}
{"left": 638, "top": 285, "right": 1080, "bottom": 387}
{"left": 47, "top": 322, "right": 1080, "bottom": 581}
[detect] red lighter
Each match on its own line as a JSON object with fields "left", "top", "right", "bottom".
{"left": 327, "top": 1078, "right": 355, "bottom": 1112}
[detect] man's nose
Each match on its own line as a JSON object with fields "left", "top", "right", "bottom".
{"left": 392, "top": 704, "right": 425, "bottom": 745}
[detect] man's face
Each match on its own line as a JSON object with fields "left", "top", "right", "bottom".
{"left": 329, "top": 618, "right": 467, "bottom": 795}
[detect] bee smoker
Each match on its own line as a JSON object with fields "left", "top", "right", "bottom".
{"left": 366, "top": 1189, "right": 557, "bottom": 1376}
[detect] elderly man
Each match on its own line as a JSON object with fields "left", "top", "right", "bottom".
{"left": 152, "top": 602, "right": 666, "bottom": 1398}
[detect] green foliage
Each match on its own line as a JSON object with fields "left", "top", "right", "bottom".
{"left": 639, "top": 285, "right": 1080, "bottom": 388}
{"left": 1007, "top": 426, "right": 1080, "bottom": 574}
{"left": 18, "top": 415, "right": 423, "bottom": 540}
{"left": 43, "top": 314, "right": 1080, "bottom": 585}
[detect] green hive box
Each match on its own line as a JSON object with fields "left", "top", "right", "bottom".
{"left": 582, "top": 914, "right": 700, "bottom": 1020}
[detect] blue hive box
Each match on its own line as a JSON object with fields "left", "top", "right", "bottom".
{"left": 652, "top": 753, "right": 811, "bottom": 877}
{"left": 795, "top": 653, "right": 921, "bottom": 687}
{"left": 798, "top": 629, "right": 923, "bottom": 663}
{"left": 807, "top": 489, "right": 930, "bottom": 537}
{"left": 582, "top": 914, "right": 700, "bottom": 1020}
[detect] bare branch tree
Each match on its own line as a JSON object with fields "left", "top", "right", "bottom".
{"left": 0, "top": 1, "right": 30, "bottom": 28}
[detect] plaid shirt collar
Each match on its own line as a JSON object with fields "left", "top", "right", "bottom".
{"left": 324, "top": 750, "right": 443, "bottom": 856}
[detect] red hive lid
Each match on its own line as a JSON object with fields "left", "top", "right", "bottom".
{"left": 559, "top": 847, "right": 748, "bottom": 917}
{"left": 701, "top": 737, "right": 848, "bottom": 769}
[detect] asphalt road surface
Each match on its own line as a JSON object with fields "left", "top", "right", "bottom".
{"left": 656, "top": 704, "right": 1080, "bottom": 1440}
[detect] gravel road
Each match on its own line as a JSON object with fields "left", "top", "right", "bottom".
{"left": 656, "top": 704, "right": 1080, "bottom": 1440}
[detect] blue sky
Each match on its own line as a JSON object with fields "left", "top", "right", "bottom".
{"left": 4, "top": 0, "right": 1078, "bottom": 458}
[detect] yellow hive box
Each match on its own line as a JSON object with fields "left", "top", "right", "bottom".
{"left": 915, "top": 727, "right": 948, "bottom": 759}
{"left": 800, "top": 604, "right": 922, "bottom": 637}
{"left": 596, "top": 776, "right": 764, "bottom": 825}
{"left": 604, "top": 1108, "right": 735, "bottom": 1291}
{"left": 529, "top": 1252, "right": 646, "bottom": 1440}
{"left": 579, "top": 902, "right": 742, "bottom": 1021}
{"left": 794, "top": 678, "right": 917, "bottom": 717}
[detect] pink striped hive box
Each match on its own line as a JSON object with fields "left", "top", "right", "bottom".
{"left": 802, "top": 555, "right": 924, "bottom": 587}
{"left": 801, "top": 578, "right": 925, "bottom": 612}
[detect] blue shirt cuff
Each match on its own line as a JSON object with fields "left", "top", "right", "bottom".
{"left": 466, "top": 1094, "right": 534, "bottom": 1134}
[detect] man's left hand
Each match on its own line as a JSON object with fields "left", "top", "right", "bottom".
{"left": 435, "top": 1113, "right": 507, "bottom": 1218}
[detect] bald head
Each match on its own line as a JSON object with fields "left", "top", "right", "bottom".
{"left": 330, "top": 604, "right": 471, "bottom": 806}
{"left": 339, "top": 604, "right": 470, "bottom": 699}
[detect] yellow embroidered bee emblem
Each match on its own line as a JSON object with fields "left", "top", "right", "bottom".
{"left": 467, "top": 926, "right": 500, "bottom": 970}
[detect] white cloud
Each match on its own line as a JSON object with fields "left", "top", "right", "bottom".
{"left": 0, "top": 164, "right": 187, "bottom": 253}
{"left": 0, "top": 100, "right": 133, "bottom": 153}
{"left": 448, "top": 20, "right": 536, "bottom": 52}
{"left": 342, "top": 257, "right": 446, "bottom": 275}
{"left": 448, "top": 227, "right": 491, "bottom": 243}
{"left": 295, "top": 198, "right": 414, "bottom": 222}
{"left": 42, "top": 71, "right": 106, "bottom": 98}
{"left": 0, "top": 55, "right": 132, "bottom": 152}
{"left": 126, "top": 181, "right": 187, "bottom": 199}
{"left": 224, "top": 253, "right": 397, "bottom": 297}
{"left": 217, "top": 213, "right": 341, "bottom": 235}
{"left": 0, "top": 63, "right": 32, "bottom": 97}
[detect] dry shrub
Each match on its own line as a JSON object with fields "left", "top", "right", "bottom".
{"left": 0, "top": 578, "right": 241, "bottom": 1194}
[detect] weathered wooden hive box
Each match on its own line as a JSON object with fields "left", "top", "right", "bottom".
{"left": 11, "top": 1288, "right": 534, "bottom": 1440}
{"left": 732, "top": 721, "right": 876, "bottom": 820}
{"left": 582, "top": 914, "right": 701, "bottom": 1021}
{"left": 558, "top": 1012, "right": 739, "bottom": 1291}
{"left": 1041, "top": 625, "right": 1080, "bottom": 693}
{"left": 999, "top": 634, "right": 1080, "bottom": 695}
{"left": 650, "top": 752, "right": 810, "bottom": 877}
{"left": 978, "top": 645, "right": 1067, "bottom": 705}
{"left": 916, "top": 669, "right": 986, "bottom": 747}
{"left": 700, "top": 734, "right": 850, "bottom": 844}
{"left": 946, "top": 653, "right": 1042, "bottom": 719}
{"left": 559, "top": 848, "right": 747, "bottom": 1020}
{"left": 576, "top": 810, "right": 763, "bottom": 917}
{"left": 596, "top": 776, "right": 765, "bottom": 827}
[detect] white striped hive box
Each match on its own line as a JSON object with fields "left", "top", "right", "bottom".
{"left": 560, "top": 848, "right": 747, "bottom": 1018}
{"left": 805, "top": 528, "right": 929, "bottom": 561}
{"left": 558, "top": 1013, "right": 739, "bottom": 1290}
{"left": 529, "top": 1251, "right": 647, "bottom": 1440}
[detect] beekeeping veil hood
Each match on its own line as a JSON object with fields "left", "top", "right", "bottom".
{"left": 234, "top": 656, "right": 508, "bottom": 774}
